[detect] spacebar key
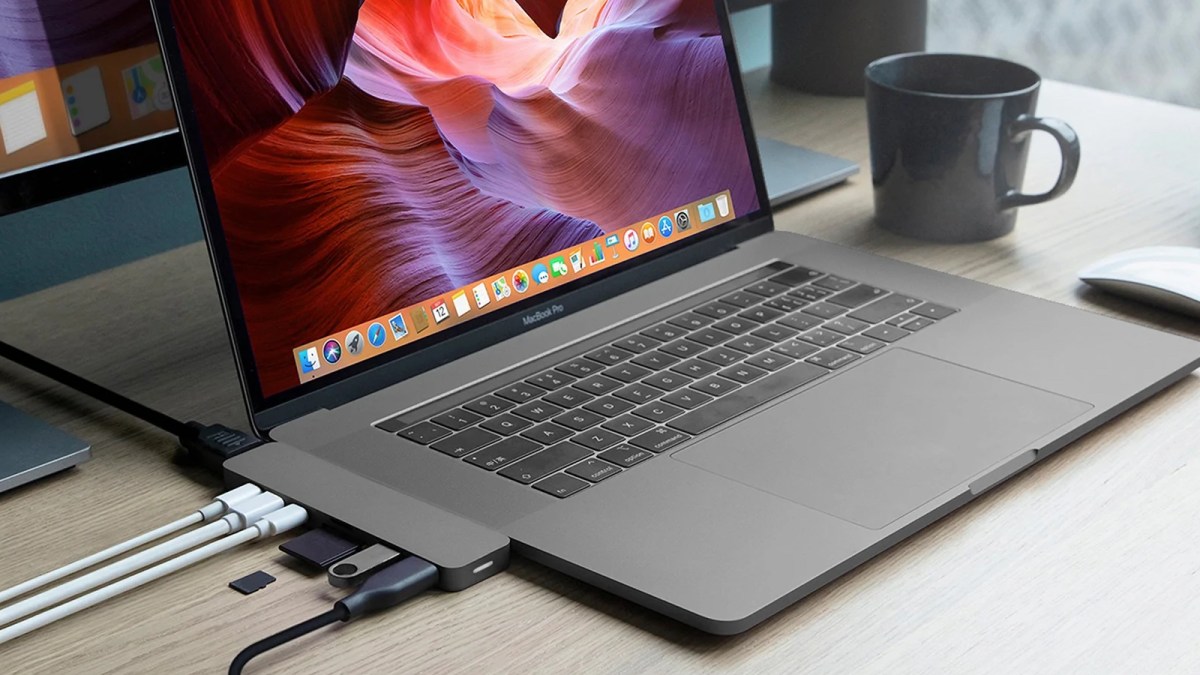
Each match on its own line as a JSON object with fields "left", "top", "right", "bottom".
{"left": 668, "top": 362, "right": 828, "bottom": 435}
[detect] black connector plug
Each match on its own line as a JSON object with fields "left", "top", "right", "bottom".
{"left": 229, "top": 555, "right": 440, "bottom": 674}
{"left": 336, "top": 556, "right": 438, "bottom": 620}
{"left": 179, "top": 422, "right": 263, "bottom": 471}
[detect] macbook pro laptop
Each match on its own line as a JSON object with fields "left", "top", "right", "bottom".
{"left": 152, "top": 0, "right": 1200, "bottom": 633}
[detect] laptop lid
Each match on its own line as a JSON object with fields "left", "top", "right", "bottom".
{"left": 152, "top": 0, "right": 772, "bottom": 432}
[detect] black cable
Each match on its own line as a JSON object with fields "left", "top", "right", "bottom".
{"left": 228, "top": 606, "right": 348, "bottom": 675}
{"left": 0, "top": 339, "right": 190, "bottom": 437}
{"left": 0, "top": 339, "right": 262, "bottom": 469}
{"left": 229, "top": 555, "right": 439, "bottom": 674}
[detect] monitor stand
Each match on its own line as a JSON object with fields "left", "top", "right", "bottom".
{"left": 757, "top": 137, "right": 859, "bottom": 208}
{"left": 0, "top": 401, "right": 91, "bottom": 493}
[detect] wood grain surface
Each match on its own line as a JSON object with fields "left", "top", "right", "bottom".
{"left": 1, "top": 74, "right": 1198, "bottom": 674}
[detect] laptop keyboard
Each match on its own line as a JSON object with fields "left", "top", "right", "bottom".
{"left": 375, "top": 265, "right": 958, "bottom": 499}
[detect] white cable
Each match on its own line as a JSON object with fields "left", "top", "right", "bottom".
{"left": 0, "top": 504, "right": 307, "bottom": 645}
{"left": 0, "top": 484, "right": 261, "bottom": 607}
{"left": 0, "top": 491, "right": 282, "bottom": 627}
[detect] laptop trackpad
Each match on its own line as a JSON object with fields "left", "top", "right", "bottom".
{"left": 675, "top": 350, "right": 1092, "bottom": 529}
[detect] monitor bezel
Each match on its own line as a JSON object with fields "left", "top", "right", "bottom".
{"left": 151, "top": 0, "right": 774, "bottom": 434}
{"left": 0, "top": 131, "right": 185, "bottom": 216}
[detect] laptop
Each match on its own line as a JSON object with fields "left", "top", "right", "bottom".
{"left": 152, "top": 1, "right": 1200, "bottom": 633}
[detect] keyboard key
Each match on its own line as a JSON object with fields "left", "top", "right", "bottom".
{"left": 554, "top": 409, "right": 606, "bottom": 431}
{"left": 751, "top": 324, "right": 798, "bottom": 343}
{"left": 745, "top": 351, "right": 794, "bottom": 371}
{"left": 431, "top": 427, "right": 501, "bottom": 457}
{"left": 789, "top": 285, "right": 834, "bottom": 302}
{"left": 801, "top": 302, "right": 846, "bottom": 320}
{"left": 641, "top": 323, "right": 687, "bottom": 342}
{"left": 586, "top": 346, "right": 634, "bottom": 366}
{"left": 862, "top": 325, "right": 911, "bottom": 343}
{"left": 495, "top": 382, "right": 544, "bottom": 404}
{"left": 828, "top": 284, "right": 887, "bottom": 308}
{"left": 773, "top": 339, "right": 820, "bottom": 360}
{"left": 464, "top": 436, "right": 540, "bottom": 471}
{"left": 429, "top": 409, "right": 483, "bottom": 431}
{"left": 583, "top": 396, "right": 635, "bottom": 418}
{"left": 800, "top": 329, "right": 843, "bottom": 347}
{"left": 602, "top": 414, "right": 655, "bottom": 436}
{"left": 599, "top": 444, "right": 655, "bottom": 467}
{"left": 848, "top": 294, "right": 921, "bottom": 323}
{"left": 698, "top": 347, "right": 744, "bottom": 367}
{"left": 806, "top": 348, "right": 862, "bottom": 370}
{"left": 499, "top": 442, "right": 591, "bottom": 484}
{"left": 824, "top": 316, "right": 871, "bottom": 335}
{"left": 573, "top": 374, "right": 623, "bottom": 395}
{"left": 512, "top": 401, "right": 565, "bottom": 423}
{"left": 463, "top": 395, "right": 515, "bottom": 417}
{"left": 567, "top": 458, "right": 622, "bottom": 483}
{"left": 911, "top": 303, "right": 958, "bottom": 320}
{"left": 776, "top": 314, "right": 822, "bottom": 332}
{"left": 557, "top": 358, "right": 602, "bottom": 378}
{"left": 575, "top": 427, "right": 624, "bottom": 451}
{"left": 667, "top": 313, "right": 713, "bottom": 330}
{"left": 718, "top": 291, "right": 760, "bottom": 308}
{"left": 527, "top": 370, "right": 575, "bottom": 391}
{"left": 719, "top": 363, "right": 769, "bottom": 384}
{"left": 689, "top": 327, "right": 734, "bottom": 347}
{"left": 605, "top": 362, "right": 653, "bottom": 383}
{"left": 691, "top": 376, "right": 741, "bottom": 397}
{"left": 743, "top": 280, "right": 790, "bottom": 297}
{"left": 694, "top": 301, "right": 740, "bottom": 320}
{"left": 669, "top": 362, "right": 828, "bottom": 435}
{"left": 632, "top": 351, "right": 680, "bottom": 371}
{"left": 614, "top": 383, "right": 662, "bottom": 404}
{"left": 712, "top": 317, "right": 756, "bottom": 334}
{"left": 543, "top": 387, "right": 593, "bottom": 408}
{"left": 613, "top": 335, "right": 661, "bottom": 354}
{"left": 375, "top": 416, "right": 409, "bottom": 433}
{"left": 671, "top": 358, "right": 719, "bottom": 378}
{"left": 521, "top": 422, "right": 575, "bottom": 445}
{"left": 886, "top": 313, "right": 919, "bottom": 327}
{"left": 902, "top": 317, "right": 936, "bottom": 331}
{"left": 480, "top": 413, "right": 533, "bottom": 436}
{"left": 738, "top": 306, "right": 784, "bottom": 324}
{"left": 812, "top": 275, "right": 856, "bottom": 291}
{"left": 661, "top": 339, "right": 707, "bottom": 358}
{"left": 661, "top": 389, "right": 714, "bottom": 410}
{"left": 840, "top": 336, "right": 887, "bottom": 355}
{"left": 642, "top": 371, "right": 691, "bottom": 391}
{"left": 533, "top": 473, "right": 590, "bottom": 498}
{"left": 769, "top": 266, "right": 824, "bottom": 286}
{"left": 763, "top": 296, "right": 807, "bottom": 313}
{"left": 632, "top": 401, "right": 686, "bottom": 423}
{"left": 725, "top": 335, "right": 773, "bottom": 354}
{"left": 630, "top": 427, "right": 691, "bottom": 453}
{"left": 398, "top": 421, "right": 452, "bottom": 445}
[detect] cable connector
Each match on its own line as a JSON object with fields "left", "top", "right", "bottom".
{"left": 228, "top": 554, "right": 439, "bottom": 674}
{"left": 335, "top": 555, "right": 438, "bottom": 620}
{"left": 179, "top": 422, "right": 264, "bottom": 470}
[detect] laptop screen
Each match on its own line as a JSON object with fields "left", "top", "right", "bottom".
{"left": 166, "top": 0, "right": 763, "bottom": 401}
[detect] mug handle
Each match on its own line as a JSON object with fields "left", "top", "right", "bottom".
{"left": 999, "top": 114, "right": 1081, "bottom": 209}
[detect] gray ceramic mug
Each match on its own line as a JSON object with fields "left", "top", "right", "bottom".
{"left": 866, "top": 53, "right": 1080, "bottom": 242}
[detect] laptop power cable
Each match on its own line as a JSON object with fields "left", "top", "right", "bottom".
{"left": 0, "top": 339, "right": 262, "bottom": 471}
{"left": 228, "top": 548, "right": 438, "bottom": 675}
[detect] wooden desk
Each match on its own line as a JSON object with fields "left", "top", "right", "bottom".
{"left": 2, "top": 74, "right": 1199, "bottom": 674}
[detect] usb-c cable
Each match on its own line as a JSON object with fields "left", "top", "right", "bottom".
{"left": 0, "top": 484, "right": 262, "bottom": 606}
{"left": 0, "top": 505, "right": 308, "bottom": 645}
{"left": 0, "top": 491, "right": 284, "bottom": 628}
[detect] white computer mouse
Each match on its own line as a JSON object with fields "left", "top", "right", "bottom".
{"left": 1079, "top": 246, "right": 1200, "bottom": 319}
